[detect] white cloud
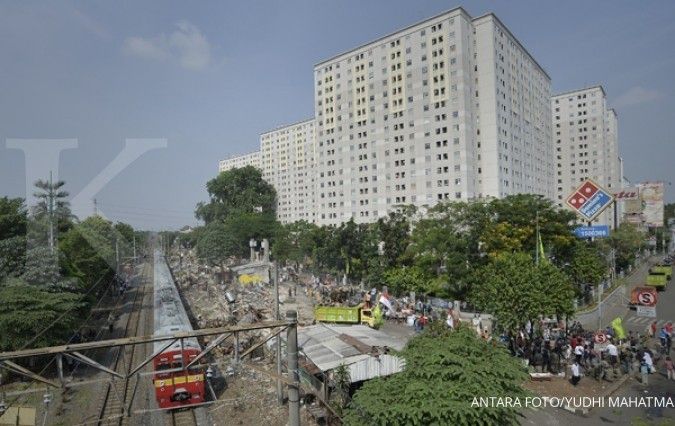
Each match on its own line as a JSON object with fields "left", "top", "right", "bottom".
{"left": 122, "top": 21, "right": 212, "bottom": 70}
{"left": 613, "top": 86, "right": 664, "bottom": 108}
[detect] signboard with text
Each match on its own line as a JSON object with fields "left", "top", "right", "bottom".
{"left": 574, "top": 225, "right": 609, "bottom": 239}
{"left": 566, "top": 180, "right": 615, "bottom": 222}
{"left": 637, "top": 306, "right": 657, "bottom": 318}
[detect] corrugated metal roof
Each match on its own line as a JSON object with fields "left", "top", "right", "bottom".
{"left": 323, "top": 324, "right": 408, "bottom": 351}
{"left": 297, "top": 324, "right": 409, "bottom": 382}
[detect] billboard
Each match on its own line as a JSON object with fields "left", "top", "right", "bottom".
{"left": 639, "top": 182, "right": 664, "bottom": 227}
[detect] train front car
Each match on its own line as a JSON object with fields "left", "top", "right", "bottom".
{"left": 153, "top": 251, "right": 206, "bottom": 409}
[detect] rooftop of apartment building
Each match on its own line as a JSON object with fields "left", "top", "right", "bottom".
{"left": 260, "top": 117, "right": 315, "bottom": 136}
{"left": 552, "top": 85, "right": 606, "bottom": 99}
{"left": 314, "top": 6, "right": 550, "bottom": 80}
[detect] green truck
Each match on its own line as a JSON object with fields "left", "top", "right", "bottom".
{"left": 314, "top": 304, "right": 382, "bottom": 328}
{"left": 651, "top": 264, "right": 672, "bottom": 280}
{"left": 646, "top": 270, "right": 669, "bottom": 290}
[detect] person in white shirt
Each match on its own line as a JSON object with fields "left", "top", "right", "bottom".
{"left": 606, "top": 342, "right": 618, "bottom": 367}
{"left": 643, "top": 351, "right": 654, "bottom": 373}
{"left": 574, "top": 344, "right": 584, "bottom": 364}
{"left": 570, "top": 361, "right": 581, "bottom": 386}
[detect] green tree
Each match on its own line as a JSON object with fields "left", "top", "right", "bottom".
{"left": 195, "top": 166, "right": 277, "bottom": 224}
{"left": 407, "top": 203, "right": 470, "bottom": 298}
{"left": 470, "top": 252, "right": 575, "bottom": 334}
{"left": 481, "top": 195, "right": 577, "bottom": 263}
{"left": 60, "top": 216, "right": 117, "bottom": 291}
{"left": 375, "top": 207, "right": 415, "bottom": 267}
{"left": 568, "top": 241, "right": 607, "bottom": 292}
{"left": 0, "top": 280, "right": 84, "bottom": 350}
{"left": 344, "top": 323, "right": 529, "bottom": 426}
{"left": 383, "top": 266, "right": 431, "bottom": 295}
{"left": 608, "top": 223, "right": 645, "bottom": 271}
{"left": 0, "top": 197, "right": 27, "bottom": 240}
{"left": 272, "top": 220, "right": 317, "bottom": 267}
{"left": 195, "top": 222, "right": 236, "bottom": 270}
{"left": 0, "top": 197, "right": 28, "bottom": 280}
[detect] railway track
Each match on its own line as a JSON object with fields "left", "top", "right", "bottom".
{"left": 94, "top": 261, "right": 151, "bottom": 426}
{"left": 169, "top": 409, "right": 198, "bottom": 426}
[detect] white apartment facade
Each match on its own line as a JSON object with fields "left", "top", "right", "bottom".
{"left": 260, "top": 119, "right": 317, "bottom": 224}
{"left": 314, "top": 7, "right": 554, "bottom": 225}
{"left": 552, "top": 86, "right": 622, "bottom": 227}
{"left": 218, "top": 151, "right": 261, "bottom": 173}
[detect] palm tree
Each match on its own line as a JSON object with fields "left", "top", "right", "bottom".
{"left": 32, "top": 172, "right": 73, "bottom": 253}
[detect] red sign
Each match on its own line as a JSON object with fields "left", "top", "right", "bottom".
{"left": 614, "top": 188, "right": 639, "bottom": 200}
{"left": 637, "top": 290, "right": 657, "bottom": 307}
{"left": 594, "top": 332, "right": 607, "bottom": 344}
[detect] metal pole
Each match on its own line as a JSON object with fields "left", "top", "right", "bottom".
{"left": 133, "top": 235, "right": 136, "bottom": 264}
{"left": 56, "top": 354, "right": 64, "bottom": 387}
{"left": 286, "top": 310, "right": 299, "bottom": 426}
{"left": 613, "top": 200, "right": 618, "bottom": 230}
{"left": 597, "top": 282, "right": 602, "bottom": 330}
{"left": 234, "top": 332, "right": 240, "bottom": 364}
{"left": 274, "top": 263, "right": 283, "bottom": 405}
{"left": 115, "top": 239, "right": 120, "bottom": 276}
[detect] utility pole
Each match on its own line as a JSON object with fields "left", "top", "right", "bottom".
{"left": 274, "top": 262, "right": 283, "bottom": 405}
{"left": 535, "top": 211, "right": 540, "bottom": 265}
{"left": 286, "top": 310, "right": 299, "bottom": 426}
{"left": 93, "top": 198, "right": 98, "bottom": 216}
{"left": 115, "top": 239, "right": 120, "bottom": 277}
{"left": 133, "top": 235, "right": 136, "bottom": 264}
{"left": 48, "top": 171, "right": 55, "bottom": 254}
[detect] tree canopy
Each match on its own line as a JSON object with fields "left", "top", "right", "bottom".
{"left": 469, "top": 252, "right": 575, "bottom": 334}
{"left": 195, "top": 166, "right": 277, "bottom": 224}
{"left": 344, "top": 323, "right": 530, "bottom": 425}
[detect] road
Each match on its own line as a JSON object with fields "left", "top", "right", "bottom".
{"left": 575, "top": 256, "right": 672, "bottom": 334}
{"left": 525, "top": 258, "right": 675, "bottom": 425}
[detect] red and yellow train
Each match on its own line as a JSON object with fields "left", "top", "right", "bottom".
{"left": 153, "top": 252, "right": 206, "bottom": 409}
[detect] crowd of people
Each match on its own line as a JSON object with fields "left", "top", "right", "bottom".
{"left": 500, "top": 317, "right": 674, "bottom": 387}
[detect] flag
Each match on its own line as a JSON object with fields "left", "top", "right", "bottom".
{"left": 611, "top": 317, "right": 626, "bottom": 340}
{"left": 537, "top": 231, "right": 546, "bottom": 264}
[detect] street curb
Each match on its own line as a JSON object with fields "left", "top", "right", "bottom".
{"left": 559, "top": 373, "right": 631, "bottom": 417}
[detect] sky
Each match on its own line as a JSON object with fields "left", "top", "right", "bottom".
{"left": 0, "top": 1, "right": 673, "bottom": 230}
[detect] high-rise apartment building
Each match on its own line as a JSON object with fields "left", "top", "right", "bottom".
{"left": 552, "top": 86, "right": 622, "bottom": 226}
{"left": 260, "top": 119, "right": 317, "bottom": 224}
{"left": 314, "top": 7, "right": 554, "bottom": 225}
{"left": 218, "top": 151, "right": 261, "bottom": 173}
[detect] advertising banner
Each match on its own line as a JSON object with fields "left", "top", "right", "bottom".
{"left": 639, "top": 182, "right": 664, "bottom": 227}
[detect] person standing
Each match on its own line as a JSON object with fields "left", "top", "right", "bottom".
{"left": 643, "top": 351, "right": 654, "bottom": 374}
{"left": 574, "top": 343, "right": 584, "bottom": 364}
{"left": 570, "top": 360, "right": 581, "bottom": 386}
{"left": 665, "top": 356, "right": 674, "bottom": 381}
{"left": 640, "top": 360, "right": 649, "bottom": 386}
{"left": 649, "top": 320, "right": 658, "bottom": 338}
{"left": 606, "top": 341, "right": 619, "bottom": 368}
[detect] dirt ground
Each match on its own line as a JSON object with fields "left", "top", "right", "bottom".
{"left": 205, "top": 364, "right": 317, "bottom": 426}
{"left": 524, "top": 370, "right": 626, "bottom": 399}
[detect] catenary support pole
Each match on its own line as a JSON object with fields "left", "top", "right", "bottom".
{"left": 274, "top": 262, "right": 283, "bottom": 405}
{"left": 286, "top": 310, "right": 299, "bottom": 426}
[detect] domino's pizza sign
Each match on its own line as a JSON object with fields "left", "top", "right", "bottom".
{"left": 566, "top": 180, "right": 615, "bottom": 222}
